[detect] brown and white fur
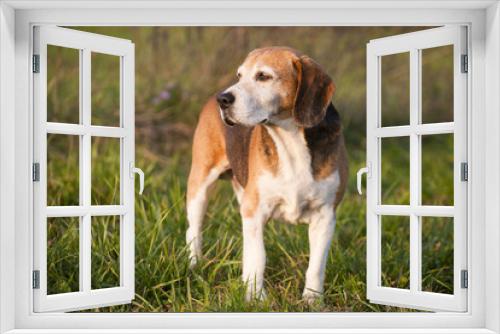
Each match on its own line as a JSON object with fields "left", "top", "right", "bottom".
{"left": 186, "top": 47, "right": 348, "bottom": 302}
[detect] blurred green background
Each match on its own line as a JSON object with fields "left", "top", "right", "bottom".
{"left": 45, "top": 27, "right": 455, "bottom": 312}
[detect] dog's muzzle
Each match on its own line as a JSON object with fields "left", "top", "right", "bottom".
{"left": 217, "top": 91, "right": 235, "bottom": 109}
{"left": 217, "top": 91, "right": 237, "bottom": 126}
{"left": 221, "top": 112, "right": 236, "bottom": 127}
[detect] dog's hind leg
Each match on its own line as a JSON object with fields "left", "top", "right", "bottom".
{"left": 186, "top": 97, "right": 228, "bottom": 268}
{"left": 186, "top": 166, "right": 225, "bottom": 267}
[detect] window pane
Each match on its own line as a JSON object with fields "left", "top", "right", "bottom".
{"left": 91, "top": 52, "right": 120, "bottom": 127}
{"left": 421, "top": 134, "right": 454, "bottom": 206}
{"left": 47, "top": 134, "right": 79, "bottom": 206}
{"left": 381, "top": 137, "right": 410, "bottom": 205}
{"left": 381, "top": 215, "right": 410, "bottom": 289}
{"left": 47, "top": 217, "right": 79, "bottom": 294}
{"left": 91, "top": 216, "right": 120, "bottom": 289}
{"left": 421, "top": 217, "right": 454, "bottom": 294}
{"left": 381, "top": 52, "right": 410, "bottom": 127}
{"left": 47, "top": 45, "right": 80, "bottom": 124}
{"left": 421, "top": 45, "right": 454, "bottom": 124}
{"left": 91, "top": 137, "right": 120, "bottom": 205}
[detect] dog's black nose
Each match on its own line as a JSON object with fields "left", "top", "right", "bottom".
{"left": 216, "top": 92, "right": 235, "bottom": 109}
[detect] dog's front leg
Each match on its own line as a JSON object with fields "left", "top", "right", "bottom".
{"left": 241, "top": 211, "right": 267, "bottom": 301}
{"left": 303, "top": 207, "right": 336, "bottom": 302}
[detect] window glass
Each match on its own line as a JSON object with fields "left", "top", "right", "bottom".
{"left": 47, "top": 45, "right": 80, "bottom": 124}
{"left": 381, "top": 52, "right": 410, "bottom": 127}
{"left": 47, "top": 134, "right": 79, "bottom": 206}
{"left": 91, "top": 216, "right": 121, "bottom": 289}
{"left": 381, "top": 215, "right": 410, "bottom": 289}
{"left": 47, "top": 217, "right": 80, "bottom": 294}
{"left": 381, "top": 137, "right": 410, "bottom": 205}
{"left": 421, "top": 134, "right": 454, "bottom": 206}
{"left": 91, "top": 137, "right": 121, "bottom": 205}
{"left": 92, "top": 52, "right": 121, "bottom": 127}
{"left": 421, "top": 217, "right": 454, "bottom": 294}
{"left": 421, "top": 45, "right": 454, "bottom": 124}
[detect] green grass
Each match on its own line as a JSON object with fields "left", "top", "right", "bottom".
{"left": 45, "top": 135, "right": 454, "bottom": 312}
{"left": 44, "top": 27, "right": 454, "bottom": 312}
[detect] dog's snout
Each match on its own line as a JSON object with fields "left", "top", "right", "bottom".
{"left": 216, "top": 92, "right": 235, "bottom": 109}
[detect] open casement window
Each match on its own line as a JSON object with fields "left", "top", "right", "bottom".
{"left": 33, "top": 26, "right": 142, "bottom": 312}
{"left": 362, "top": 26, "right": 468, "bottom": 312}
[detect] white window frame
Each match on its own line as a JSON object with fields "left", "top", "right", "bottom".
{"left": 32, "top": 26, "right": 136, "bottom": 312}
{"left": 0, "top": 1, "right": 499, "bottom": 333}
{"left": 365, "top": 26, "right": 468, "bottom": 312}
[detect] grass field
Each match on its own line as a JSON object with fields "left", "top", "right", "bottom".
{"left": 45, "top": 27, "right": 454, "bottom": 312}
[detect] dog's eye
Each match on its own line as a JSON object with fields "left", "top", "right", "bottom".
{"left": 237, "top": 72, "right": 242, "bottom": 80}
{"left": 256, "top": 72, "right": 272, "bottom": 82}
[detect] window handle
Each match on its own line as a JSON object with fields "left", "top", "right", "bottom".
{"left": 356, "top": 163, "right": 371, "bottom": 195}
{"left": 130, "top": 162, "right": 144, "bottom": 195}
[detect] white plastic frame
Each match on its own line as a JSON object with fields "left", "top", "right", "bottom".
{"left": 0, "top": 1, "right": 499, "bottom": 333}
{"left": 32, "top": 26, "right": 135, "bottom": 312}
{"left": 366, "top": 26, "right": 467, "bottom": 312}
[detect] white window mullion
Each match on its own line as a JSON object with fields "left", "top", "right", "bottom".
{"left": 78, "top": 48, "right": 84, "bottom": 293}
{"left": 119, "top": 55, "right": 125, "bottom": 288}
{"left": 409, "top": 48, "right": 422, "bottom": 293}
{"left": 365, "top": 44, "right": 378, "bottom": 295}
{"left": 46, "top": 205, "right": 126, "bottom": 217}
{"left": 46, "top": 122, "right": 127, "bottom": 138}
{"left": 120, "top": 45, "right": 135, "bottom": 294}
{"left": 374, "top": 122, "right": 454, "bottom": 138}
{"left": 80, "top": 48, "right": 92, "bottom": 294}
{"left": 374, "top": 205, "right": 454, "bottom": 217}
{"left": 79, "top": 215, "right": 91, "bottom": 292}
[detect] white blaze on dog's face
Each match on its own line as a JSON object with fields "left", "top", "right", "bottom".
{"left": 217, "top": 46, "right": 335, "bottom": 128}
{"left": 217, "top": 47, "right": 300, "bottom": 127}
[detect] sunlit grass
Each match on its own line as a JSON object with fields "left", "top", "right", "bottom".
{"left": 45, "top": 137, "right": 454, "bottom": 312}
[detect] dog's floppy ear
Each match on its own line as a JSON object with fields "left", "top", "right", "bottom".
{"left": 292, "top": 55, "right": 335, "bottom": 128}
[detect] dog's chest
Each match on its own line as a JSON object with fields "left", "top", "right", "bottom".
{"left": 258, "top": 123, "right": 340, "bottom": 223}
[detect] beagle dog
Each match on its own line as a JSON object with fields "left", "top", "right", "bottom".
{"left": 186, "top": 47, "right": 348, "bottom": 302}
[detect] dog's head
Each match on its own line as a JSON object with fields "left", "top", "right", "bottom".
{"left": 217, "top": 47, "right": 335, "bottom": 128}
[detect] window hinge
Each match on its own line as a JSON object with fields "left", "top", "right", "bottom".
{"left": 461, "top": 269, "right": 468, "bottom": 289}
{"left": 32, "top": 54, "right": 40, "bottom": 73}
{"left": 461, "top": 54, "right": 468, "bottom": 73}
{"left": 461, "top": 162, "right": 468, "bottom": 182}
{"left": 32, "top": 270, "right": 40, "bottom": 289}
{"left": 32, "top": 163, "right": 40, "bottom": 182}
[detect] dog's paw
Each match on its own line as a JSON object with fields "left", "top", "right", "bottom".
{"left": 302, "top": 288, "right": 323, "bottom": 305}
{"left": 245, "top": 288, "right": 267, "bottom": 302}
{"left": 188, "top": 255, "right": 199, "bottom": 269}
